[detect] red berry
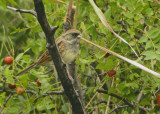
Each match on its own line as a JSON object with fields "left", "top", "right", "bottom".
{"left": 4, "top": 56, "right": 13, "bottom": 65}
{"left": 157, "top": 94, "right": 160, "bottom": 106}
{"left": 104, "top": 53, "right": 109, "bottom": 58}
{"left": 8, "top": 82, "right": 16, "bottom": 89}
{"left": 36, "top": 79, "right": 41, "bottom": 86}
{"left": 107, "top": 70, "right": 116, "bottom": 77}
{"left": 16, "top": 87, "right": 24, "bottom": 95}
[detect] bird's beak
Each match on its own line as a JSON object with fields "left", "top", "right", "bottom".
{"left": 77, "top": 34, "right": 82, "bottom": 39}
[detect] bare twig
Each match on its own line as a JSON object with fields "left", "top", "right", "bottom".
{"left": 109, "top": 105, "right": 129, "bottom": 114}
{"left": 94, "top": 101, "right": 107, "bottom": 106}
{"left": 0, "top": 94, "right": 12, "bottom": 113}
{"left": 2, "top": 75, "right": 6, "bottom": 91}
{"left": 7, "top": 6, "right": 37, "bottom": 17}
{"left": 137, "top": 90, "right": 143, "bottom": 103}
{"left": 33, "top": 90, "right": 64, "bottom": 103}
{"left": 43, "top": 90, "right": 64, "bottom": 96}
{"left": 105, "top": 78, "right": 115, "bottom": 113}
{"left": 97, "top": 89, "right": 135, "bottom": 107}
{"left": 97, "top": 89, "right": 150, "bottom": 112}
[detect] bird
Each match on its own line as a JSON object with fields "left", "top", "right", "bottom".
{"left": 16, "top": 29, "right": 81, "bottom": 79}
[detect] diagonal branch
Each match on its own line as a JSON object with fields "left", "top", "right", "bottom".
{"left": 97, "top": 89, "right": 149, "bottom": 112}
{"left": 0, "top": 94, "right": 12, "bottom": 113}
{"left": 97, "top": 89, "right": 134, "bottom": 107}
{"left": 33, "top": 0, "right": 85, "bottom": 113}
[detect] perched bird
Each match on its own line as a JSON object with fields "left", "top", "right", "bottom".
{"left": 16, "top": 29, "right": 81, "bottom": 78}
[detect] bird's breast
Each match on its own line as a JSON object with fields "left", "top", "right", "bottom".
{"left": 61, "top": 40, "right": 80, "bottom": 64}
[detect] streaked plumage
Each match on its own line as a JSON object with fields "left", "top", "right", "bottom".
{"left": 16, "top": 29, "right": 81, "bottom": 76}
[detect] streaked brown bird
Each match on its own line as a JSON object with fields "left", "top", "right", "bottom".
{"left": 16, "top": 29, "right": 81, "bottom": 81}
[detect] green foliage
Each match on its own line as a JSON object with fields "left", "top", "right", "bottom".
{"left": 0, "top": 0, "right": 160, "bottom": 113}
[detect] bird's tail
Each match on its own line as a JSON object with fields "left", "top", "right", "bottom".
{"left": 16, "top": 63, "right": 36, "bottom": 76}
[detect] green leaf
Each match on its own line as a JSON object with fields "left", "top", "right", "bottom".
{"left": 142, "top": 51, "right": 156, "bottom": 60}
{"left": 18, "top": 74, "right": 28, "bottom": 87}
{"left": 36, "top": 97, "right": 55, "bottom": 111}
{"left": 8, "top": 106, "right": 19, "bottom": 113}
{"left": 62, "top": 103, "right": 69, "bottom": 113}
{"left": 104, "top": 9, "right": 111, "bottom": 19}
{"left": 0, "top": 0, "right": 7, "bottom": 9}
{"left": 10, "top": 28, "right": 29, "bottom": 35}
{"left": 79, "top": 58, "right": 91, "bottom": 64}
{"left": 123, "top": 111, "right": 129, "bottom": 114}
{"left": 125, "top": 12, "right": 134, "bottom": 19}
{"left": 147, "top": 28, "right": 160, "bottom": 39}
{"left": 145, "top": 41, "right": 152, "bottom": 49}
{"left": 15, "top": 53, "right": 24, "bottom": 62}
{"left": 108, "top": 87, "right": 116, "bottom": 94}
{"left": 138, "top": 36, "right": 148, "bottom": 43}
{"left": 7, "top": 0, "right": 17, "bottom": 5}
{"left": 145, "top": 8, "right": 153, "bottom": 16}
{"left": 89, "top": 12, "right": 99, "bottom": 23}
{"left": 15, "top": 48, "right": 31, "bottom": 61}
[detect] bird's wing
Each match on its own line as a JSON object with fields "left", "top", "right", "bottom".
{"left": 56, "top": 38, "right": 65, "bottom": 57}
{"left": 35, "top": 51, "right": 52, "bottom": 66}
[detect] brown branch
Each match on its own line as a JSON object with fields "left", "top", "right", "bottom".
{"left": 97, "top": 89, "right": 134, "bottom": 107}
{"left": 43, "top": 91, "right": 64, "bottom": 96}
{"left": 109, "top": 105, "right": 129, "bottom": 114}
{"left": 33, "top": 90, "right": 64, "bottom": 103}
{"left": 97, "top": 89, "right": 150, "bottom": 112}
{"left": 33, "top": 0, "right": 85, "bottom": 113}
{"left": 0, "top": 94, "right": 12, "bottom": 113}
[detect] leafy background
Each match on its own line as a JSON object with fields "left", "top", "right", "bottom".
{"left": 0, "top": 0, "right": 160, "bottom": 113}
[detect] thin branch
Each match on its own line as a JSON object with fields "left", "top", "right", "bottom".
{"left": 33, "top": 90, "right": 64, "bottom": 103}
{"left": 94, "top": 101, "right": 107, "bottom": 106}
{"left": 97, "top": 89, "right": 134, "bottom": 108}
{"left": 2, "top": 75, "right": 6, "bottom": 91}
{"left": 7, "top": 6, "right": 37, "bottom": 17}
{"left": 43, "top": 90, "right": 64, "bottom": 96}
{"left": 25, "top": 90, "right": 37, "bottom": 94}
{"left": 109, "top": 105, "right": 129, "bottom": 114}
{"left": 137, "top": 90, "right": 143, "bottom": 103}
{"left": 97, "top": 89, "right": 150, "bottom": 112}
{"left": 0, "top": 94, "right": 12, "bottom": 113}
